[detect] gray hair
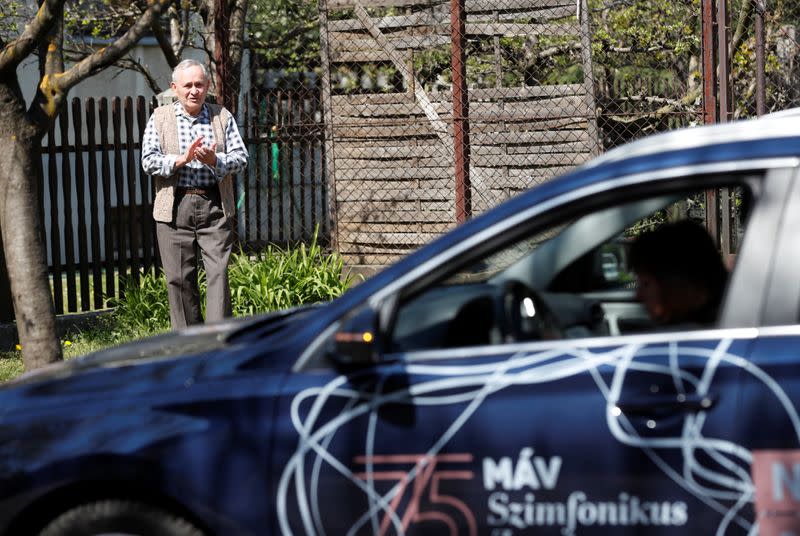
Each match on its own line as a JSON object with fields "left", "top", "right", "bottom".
{"left": 171, "top": 59, "right": 210, "bottom": 83}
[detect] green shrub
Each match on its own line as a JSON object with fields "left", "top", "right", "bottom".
{"left": 1, "top": 235, "right": 359, "bottom": 381}
{"left": 109, "top": 272, "right": 172, "bottom": 335}
{"left": 229, "top": 229, "right": 359, "bottom": 316}
{"left": 111, "top": 229, "right": 358, "bottom": 333}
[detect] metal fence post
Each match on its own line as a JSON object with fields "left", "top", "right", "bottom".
{"left": 701, "top": 0, "right": 720, "bottom": 248}
{"left": 451, "top": 0, "right": 470, "bottom": 224}
{"left": 755, "top": 0, "right": 766, "bottom": 116}
{"left": 717, "top": 0, "right": 731, "bottom": 256}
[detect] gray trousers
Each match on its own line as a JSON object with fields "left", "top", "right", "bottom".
{"left": 156, "top": 190, "right": 233, "bottom": 329}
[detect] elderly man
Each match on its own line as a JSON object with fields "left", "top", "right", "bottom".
{"left": 142, "top": 59, "right": 248, "bottom": 329}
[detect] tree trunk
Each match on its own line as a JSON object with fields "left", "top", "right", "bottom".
{"left": 0, "top": 80, "right": 62, "bottom": 369}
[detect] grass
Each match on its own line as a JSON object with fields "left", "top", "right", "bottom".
{"left": 0, "top": 356, "right": 23, "bottom": 382}
{"left": 0, "top": 319, "right": 136, "bottom": 382}
{"left": 51, "top": 271, "right": 113, "bottom": 314}
{"left": 1, "top": 233, "right": 358, "bottom": 383}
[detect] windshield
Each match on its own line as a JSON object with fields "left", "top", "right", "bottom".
{"left": 441, "top": 195, "right": 678, "bottom": 289}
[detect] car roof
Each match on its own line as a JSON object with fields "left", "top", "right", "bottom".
{"left": 584, "top": 108, "right": 800, "bottom": 170}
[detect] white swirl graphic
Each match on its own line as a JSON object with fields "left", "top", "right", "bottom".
{"left": 277, "top": 339, "right": 800, "bottom": 535}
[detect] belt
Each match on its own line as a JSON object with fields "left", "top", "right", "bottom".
{"left": 178, "top": 187, "right": 216, "bottom": 196}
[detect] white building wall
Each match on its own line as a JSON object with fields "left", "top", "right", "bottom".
{"left": 16, "top": 38, "right": 207, "bottom": 105}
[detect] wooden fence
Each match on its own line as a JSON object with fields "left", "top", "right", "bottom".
{"left": 17, "top": 90, "right": 327, "bottom": 317}
{"left": 40, "top": 96, "right": 155, "bottom": 314}
{"left": 320, "top": 0, "right": 601, "bottom": 268}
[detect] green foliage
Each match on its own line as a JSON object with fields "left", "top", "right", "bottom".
{"left": 249, "top": 0, "right": 320, "bottom": 73}
{"left": 590, "top": 0, "right": 700, "bottom": 87}
{"left": 591, "top": 0, "right": 700, "bottom": 63}
{"left": 110, "top": 232, "right": 358, "bottom": 331}
{"left": 0, "top": 1, "right": 26, "bottom": 36}
{"left": 108, "top": 273, "right": 172, "bottom": 335}
{"left": 589, "top": 0, "right": 800, "bottom": 118}
{"left": 228, "top": 229, "right": 359, "bottom": 315}
{"left": 0, "top": 236, "right": 359, "bottom": 382}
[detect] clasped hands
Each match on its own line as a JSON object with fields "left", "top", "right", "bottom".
{"left": 176, "top": 136, "right": 217, "bottom": 168}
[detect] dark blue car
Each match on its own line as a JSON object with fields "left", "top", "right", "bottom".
{"left": 3, "top": 111, "right": 800, "bottom": 535}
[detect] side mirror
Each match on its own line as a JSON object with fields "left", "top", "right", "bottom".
{"left": 327, "top": 303, "right": 382, "bottom": 366}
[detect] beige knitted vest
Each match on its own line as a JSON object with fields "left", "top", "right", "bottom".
{"left": 150, "top": 103, "right": 236, "bottom": 223}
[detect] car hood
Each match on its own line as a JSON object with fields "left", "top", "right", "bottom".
{"left": 5, "top": 305, "right": 318, "bottom": 389}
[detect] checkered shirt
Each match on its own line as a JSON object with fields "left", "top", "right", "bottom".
{"left": 141, "top": 101, "right": 248, "bottom": 188}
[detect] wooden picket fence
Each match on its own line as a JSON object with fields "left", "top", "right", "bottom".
{"left": 39, "top": 96, "right": 155, "bottom": 314}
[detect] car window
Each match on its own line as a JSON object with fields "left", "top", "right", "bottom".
{"left": 388, "top": 182, "right": 754, "bottom": 352}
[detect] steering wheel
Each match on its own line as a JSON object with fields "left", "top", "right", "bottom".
{"left": 494, "top": 280, "right": 563, "bottom": 342}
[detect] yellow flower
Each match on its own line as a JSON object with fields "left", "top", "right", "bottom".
{"left": 15, "top": 344, "right": 22, "bottom": 351}
{"left": 63, "top": 340, "right": 72, "bottom": 346}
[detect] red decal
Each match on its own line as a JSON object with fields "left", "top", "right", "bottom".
{"left": 752, "top": 449, "right": 800, "bottom": 535}
{"left": 354, "top": 453, "right": 477, "bottom": 536}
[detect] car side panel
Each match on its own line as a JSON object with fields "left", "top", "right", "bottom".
{"left": 736, "top": 333, "right": 800, "bottom": 535}
{"left": 274, "top": 335, "right": 752, "bottom": 535}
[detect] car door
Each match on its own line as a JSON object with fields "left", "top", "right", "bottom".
{"left": 734, "top": 167, "right": 800, "bottom": 535}
{"left": 274, "top": 170, "right": 782, "bottom": 535}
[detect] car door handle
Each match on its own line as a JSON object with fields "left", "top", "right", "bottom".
{"left": 616, "top": 393, "right": 718, "bottom": 416}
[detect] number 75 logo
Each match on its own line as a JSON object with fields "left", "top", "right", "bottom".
{"left": 353, "top": 453, "right": 479, "bottom": 536}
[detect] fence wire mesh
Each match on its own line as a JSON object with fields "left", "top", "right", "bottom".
{"left": 26, "top": 0, "right": 800, "bottom": 314}
{"left": 240, "top": 0, "right": 800, "bottom": 271}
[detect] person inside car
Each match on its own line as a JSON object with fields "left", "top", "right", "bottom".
{"left": 629, "top": 219, "right": 728, "bottom": 327}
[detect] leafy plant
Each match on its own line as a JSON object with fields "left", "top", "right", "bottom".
{"left": 228, "top": 228, "right": 360, "bottom": 316}
{"left": 108, "top": 272, "right": 172, "bottom": 335}
{"left": 0, "top": 233, "right": 360, "bottom": 381}
{"left": 110, "top": 229, "right": 358, "bottom": 332}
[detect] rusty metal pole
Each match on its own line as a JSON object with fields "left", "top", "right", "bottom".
{"left": 718, "top": 0, "right": 731, "bottom": 256}
{"left": 451, "top": 0, "right": 471, "bottom": 224}
{"left": 701, "top": 0, "right": 719, "bottom": 246}
{"left": 701, "top": 0, "right": 717, "bottom": 126}
{"left": 755, "top": 0, "right": 766, "bottom": 116}
{"left": 717, "top": 0, "right": 730, "bottom": 124}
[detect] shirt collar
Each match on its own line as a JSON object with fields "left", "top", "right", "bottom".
{"left": 173, "top": 100, "right": 208, "bottom": 121}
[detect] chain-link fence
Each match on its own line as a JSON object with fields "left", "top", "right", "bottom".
{"left": 237, "top": 0, "right": 799, "bottom": 272}
{"left": 17, "top": 0, "right": 800, "bottom": 317}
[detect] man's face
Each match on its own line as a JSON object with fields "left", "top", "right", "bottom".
{"left": 171, "top": 65, "right": 209, "bottom": 116}
{"left": 635, "top": 271, "right": 708, "bottom": 325}
{"left": 635, "top": 271, "right": 667, "bottom": 323}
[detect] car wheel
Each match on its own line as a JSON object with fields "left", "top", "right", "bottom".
{"left": 38, "top": 499, "right": 204, "bottom": 536}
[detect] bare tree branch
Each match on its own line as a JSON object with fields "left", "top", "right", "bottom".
{"left": 604, "top": 44, "right": 672, "bottom": 54}
{"left": 247, "top": 19, "right": 318, "bottom": 51}
{"left": 54, "top": 0, "right": 173, "bottom": 91}
{"left": 537, "top": 42, "right": 581, "bottom": 59}
{"left": 0, "top": 0, "right": 66, "bottom": 73}
{"left": 605, "top": 88, "right": 702, "bottom": 123}
{"left": 116, "top": 55, "right": 165, "bottom": 93}
{"left": 166, "top": 3, "right": 189, "bottom": 59}
{"left": 150, "top": 18, "right": 180, "bottom": 69}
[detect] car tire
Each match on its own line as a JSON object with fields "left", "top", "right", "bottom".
{"left": 38, "top": 499, "right": 204, "bottom": 536}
